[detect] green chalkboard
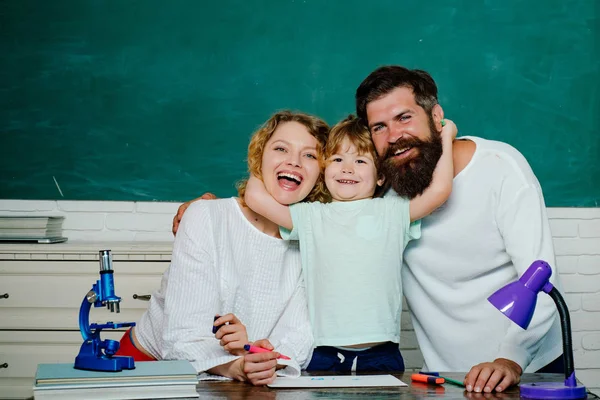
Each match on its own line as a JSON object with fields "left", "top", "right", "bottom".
{"left": 1, "top": 0, "right": 598, "bottom": 206}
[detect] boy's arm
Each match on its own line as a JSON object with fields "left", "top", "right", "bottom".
{"left": 244, "top": 175, "right": 293, "bottom": 230}
{"left": 409, "top": 119, "right": 457, "bottom": 222}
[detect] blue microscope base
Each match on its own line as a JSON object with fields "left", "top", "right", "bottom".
{"left": 74, "top": 341, "right": 135, "bottom": 372}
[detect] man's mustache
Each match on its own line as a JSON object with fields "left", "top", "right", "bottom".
{"left": 382, "top": 137, "right": 428, "bottom": 161}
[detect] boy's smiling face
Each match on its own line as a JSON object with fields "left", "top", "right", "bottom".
{"left": 324, "top": 138, "right": 382, "bottom": 202}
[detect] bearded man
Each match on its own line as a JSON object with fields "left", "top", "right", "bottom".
{"left": 356, "top": 65, "right": 563, "bottom": 394}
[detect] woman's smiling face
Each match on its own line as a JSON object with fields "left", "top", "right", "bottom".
{"left": 260, "top": 121, "right": 321, "bottom": 205}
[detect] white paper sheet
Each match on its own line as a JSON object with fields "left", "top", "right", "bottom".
{"left": 268, "top": 374, "right": 407, "bottom": 388}
{"left": 197, "top": 372, "right": 233, "bottom": 381}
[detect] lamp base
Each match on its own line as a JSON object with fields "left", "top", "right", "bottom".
{"left": 520, "top": 382, "right": 587, "bottom": 399}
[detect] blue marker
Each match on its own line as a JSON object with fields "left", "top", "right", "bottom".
{"left": 212, "top": 315, "right": 225, "bottom": 334}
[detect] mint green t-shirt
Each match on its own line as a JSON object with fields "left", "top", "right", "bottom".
{"left": 281, "top": 197, "right": 420, "bottom": 347}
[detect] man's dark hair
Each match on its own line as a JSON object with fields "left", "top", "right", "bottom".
{"left": 355, "top": 66, "right": 439, "bottom": 124}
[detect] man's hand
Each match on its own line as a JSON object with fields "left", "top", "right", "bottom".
{"left": 171, "top": 193, "right": 217, "bottom": 235}
{"left": 214, "top": 313, "right": 249, "bottom": 356}
{"left": 464, "top": 358, "right": 522, "bottom": 393}
{"left": 243, "top": 339, "right": 280, "bottom": 386}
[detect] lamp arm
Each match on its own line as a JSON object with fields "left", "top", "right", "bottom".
{"left": 547, "top": 287, "right": 574, "bottom": 381}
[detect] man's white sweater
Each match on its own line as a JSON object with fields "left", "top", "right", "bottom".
{"left": 402, "top": 136, "right": 563, "bottom": 372}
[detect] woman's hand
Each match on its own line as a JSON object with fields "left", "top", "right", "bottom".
{"left": 243, "top": 339, "right": 280, "bottom": 386}
{"left": 207, "top": 357, "right": 247, "bottom": 382}
{"left": 172, "top": 193, "right": 217, "bottom": 235}
{"left": 214, "top": 313, "right": 249, "bottom": 356}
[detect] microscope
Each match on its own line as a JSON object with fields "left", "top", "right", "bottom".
{"left": 74, "top": 250, "right": 136, "bottom": 372}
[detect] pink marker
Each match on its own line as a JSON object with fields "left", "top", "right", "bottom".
{"left": 243, "top": 344, "right": 291, "bottom": 360}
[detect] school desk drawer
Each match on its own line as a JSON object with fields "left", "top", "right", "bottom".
{"left": 0, "top": 266, "right": 165, "bottom": 330}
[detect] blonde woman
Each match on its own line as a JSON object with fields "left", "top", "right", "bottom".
{"left": 116, "top": 111, "right": 329, "bottom": 386}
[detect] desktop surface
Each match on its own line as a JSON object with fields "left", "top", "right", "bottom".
{"left": 196, "top": 371, "right": 598, "bottom": 400}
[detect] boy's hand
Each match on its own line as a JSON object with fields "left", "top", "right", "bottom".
{"left": 245, "top": 175, "right": 263, "bottom": 195}
{"left": 172, "top": 193, "right": 217, "bottom": 235}
{"left": 243, "top": 339, "right": 279, "bottom": 386}
{"left": 440, "top": 118, "right": 458, "bottom": 142}
{"left": 244, "top": 174, "right": 267, "bottom": 211}
{"left": 214, "top": 313, "right": 249, "bottom": 356}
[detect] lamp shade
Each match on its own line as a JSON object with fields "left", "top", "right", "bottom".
{"left": 487, "top": 260, "right": 553, "bottom": 329}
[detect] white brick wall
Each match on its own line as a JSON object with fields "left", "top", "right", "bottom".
{"left": 548, "top": 208, "right": 600, "bottom": 395}
{"left": 0, "top": 200, "right": 598, "bottom": 393}
{"left": 0, "top": 200, "right": 180, "bottom": 242}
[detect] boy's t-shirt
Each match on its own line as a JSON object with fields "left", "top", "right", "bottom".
{"left": 281, "top": 197, "right": 420, "bottom": 347}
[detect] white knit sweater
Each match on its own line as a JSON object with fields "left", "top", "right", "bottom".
{"left": 135, "top": 198, "right": 313, "bottom": 376}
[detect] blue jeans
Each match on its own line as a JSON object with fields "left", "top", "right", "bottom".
{"left": 306, "top": 342, "right": 405, "bottom": 372}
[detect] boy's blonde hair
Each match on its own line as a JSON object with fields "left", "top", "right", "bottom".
{"left": 325, "top": 115, "right": 380, "bottom": 170}
{"left": 237, "top": 110, "right": 331, "bottom": 204}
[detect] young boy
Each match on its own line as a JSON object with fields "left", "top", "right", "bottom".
{"left": 244, "top": 115, "right": 456, "bottom": 372}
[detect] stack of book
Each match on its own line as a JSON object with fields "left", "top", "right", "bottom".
{"left": 0, "top": 216, "right": 67, "bottom": 243}
{"left": 33, "top": 360, "right": 199, "bottom": 399}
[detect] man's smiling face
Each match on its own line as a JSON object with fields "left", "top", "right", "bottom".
{"left": 366, "top": 86, "right": 443, "bottom": 198}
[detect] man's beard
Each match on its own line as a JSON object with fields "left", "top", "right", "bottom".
{"left": 379, "top": 119, "right": 443, "bottom": 199}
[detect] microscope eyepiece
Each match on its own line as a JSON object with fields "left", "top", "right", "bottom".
{"left": 99, "top": 250, "right": 113, "bottom": 271}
